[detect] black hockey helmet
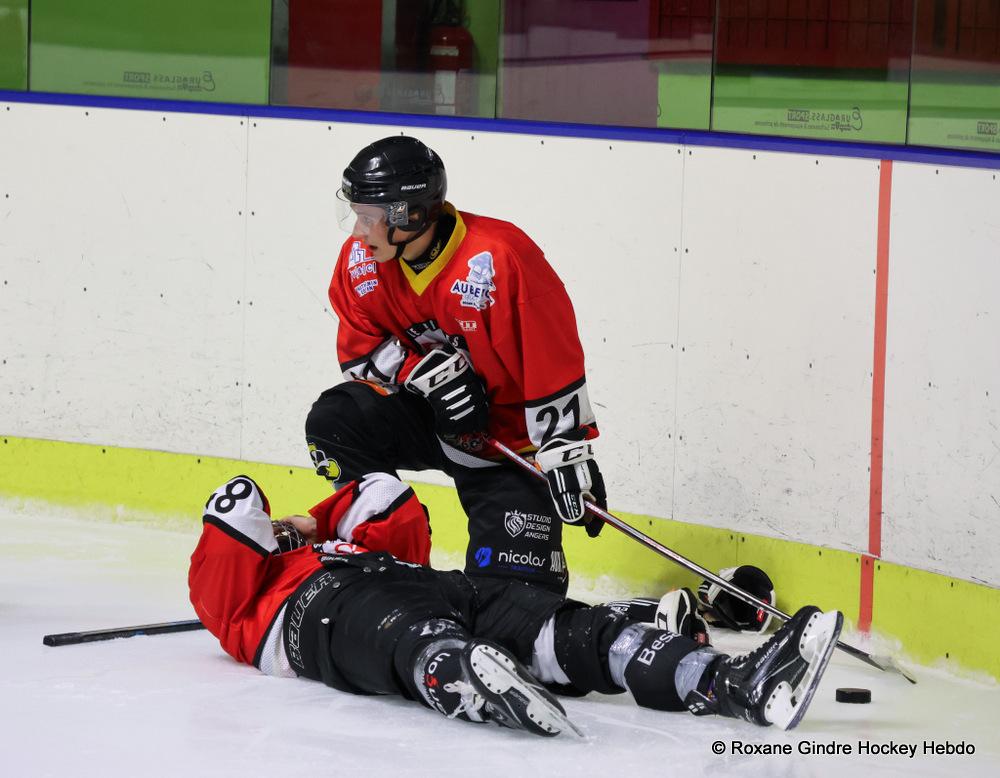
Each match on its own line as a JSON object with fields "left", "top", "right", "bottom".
{"left": 338, "top": 136, "right": 447, "bottom": 245}
{"left": 697, "top": 565, "right": 776, "bottom": 633}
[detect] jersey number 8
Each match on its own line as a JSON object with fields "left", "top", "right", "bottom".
{"left": 210, "top": 478, "right": 254, "bottom": 515}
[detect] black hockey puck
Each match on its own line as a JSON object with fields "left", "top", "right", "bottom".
{"left": 836, "top": 687, "right": 871, "bottom": 704}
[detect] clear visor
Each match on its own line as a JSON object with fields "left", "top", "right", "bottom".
{"left": 335, "top": 190, "right": 410, "bottom": 237}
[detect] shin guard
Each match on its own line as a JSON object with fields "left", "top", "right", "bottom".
{"left": 612, "top": 624, "right": 703, "bottom": 711}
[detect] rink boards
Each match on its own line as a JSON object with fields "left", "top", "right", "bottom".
{"left": 0, "top": 98, "right": 997, "bottom": 676}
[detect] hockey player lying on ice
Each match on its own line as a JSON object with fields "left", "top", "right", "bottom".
{"left": 189, "top": 475, "right": 843, "bottom": 737}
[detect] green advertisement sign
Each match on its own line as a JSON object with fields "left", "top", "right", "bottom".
{"left": 712, "top": 69, "right": 910, "bottom": 144}
{"left": 908, "top": 75, "right": 1000, "bottom": 153}
{"left": 0, "top": 1, "right": 28, "bottom": 90}
{"left": 30, "top": 0, "right": 271, "bottom": 104}
{"left": 466, "top": 0, "right": 501, "bottom": 118}
{"left": 656, "top": 60, "right": 712, "bottom": 130}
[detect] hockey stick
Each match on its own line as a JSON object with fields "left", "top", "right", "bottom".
{"left": 42, "top": 619, "right": 205, "bottom": 647}
{"left": 487, "top": 435, "right": 917, "bottom": 684}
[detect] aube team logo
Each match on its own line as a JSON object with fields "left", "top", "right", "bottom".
{"left": 474, "top": 546, "right": 492, "bottom": 568}
{"left": 450, "top": 251, "right": 496, "bottom": 310}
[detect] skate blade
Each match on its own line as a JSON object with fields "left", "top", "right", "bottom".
{"left": 469, "top": 645, "right": 585, "bottom": 738}
{"left": 765, "top": 610, "right": 843, "bottom": 731}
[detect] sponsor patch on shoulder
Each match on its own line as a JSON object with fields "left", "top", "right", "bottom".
{"left": 348, "top": 241, "right": 378, "bottom": 297}
{"left": 354, "top": 279, "right": 379, "bottom": 298}
{"left": 347, "top": 241, "right": 368, "bottom": 266}
{"left": 450, "top": 251, "right": 496, "bottom": 310}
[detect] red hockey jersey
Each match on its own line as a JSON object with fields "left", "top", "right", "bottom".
{"left": 188, "top": 476, "right": 431, "bottom": 670}
{"left": 328, "top": 204, "right": 597, "bottom": 453}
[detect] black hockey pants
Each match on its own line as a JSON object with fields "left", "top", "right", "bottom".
{"left": 305, "top": 381, "right": 569, "bottom": 593}
{"left": 281, "top": 554, "right": 704, "bottom": 706}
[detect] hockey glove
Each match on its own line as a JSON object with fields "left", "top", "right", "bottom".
{"left": 535, "top": 432, "right": 606, "bottom": 537}
{"left": 404, "top": 348, "right": 489, "bottom": 439}
{"left": 655, "top": 588, "right": 711, "bottom": 645}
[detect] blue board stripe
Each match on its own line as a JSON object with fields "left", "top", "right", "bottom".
{"left": 2, "top": 89, "right": 999, "bottom": 170}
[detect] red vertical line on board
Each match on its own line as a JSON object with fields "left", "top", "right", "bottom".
{"left": 860, "top": 159, "right": 893, "bottom": 632}
{"left": 859, "top": 556, "right": 875, "bottom": 633}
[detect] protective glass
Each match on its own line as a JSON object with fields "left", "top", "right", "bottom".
{"left": 335, "top": 190, "right": 410, "bottom": 237}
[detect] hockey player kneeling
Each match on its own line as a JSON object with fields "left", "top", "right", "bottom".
{"left": 190, "top": 477, "right": 843, "bottom": 736}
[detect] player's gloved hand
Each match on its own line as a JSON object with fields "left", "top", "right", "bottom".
{"left": 404, "top": 348, "right": 489, "bottom": 439}
{"left": 535, "top": 431, "right": 606, "bottom": 537}
{"left": 655, "top": 588, "right": 711, "bottom": 645}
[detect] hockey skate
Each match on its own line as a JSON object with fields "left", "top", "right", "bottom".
{"left": 462, "top": 641, "right": 584, "bottom": 738}
{"left": 685, "top": 605, "right": 842, "bottom": 731}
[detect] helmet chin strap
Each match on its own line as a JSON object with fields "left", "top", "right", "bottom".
{"left": 389, "top": 220, "right": 435, "bottom": 260}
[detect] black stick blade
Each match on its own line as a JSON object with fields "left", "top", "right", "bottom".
{"left": 43, "top": 619, "right": 205, "bottom": 647}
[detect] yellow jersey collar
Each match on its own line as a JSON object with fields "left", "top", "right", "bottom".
{"left": 398, "top": 202, "right": 466, "bottom": 295}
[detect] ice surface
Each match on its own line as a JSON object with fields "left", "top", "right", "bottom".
{"left": 2, "top": 505, "right": 998, "bottom": 777}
